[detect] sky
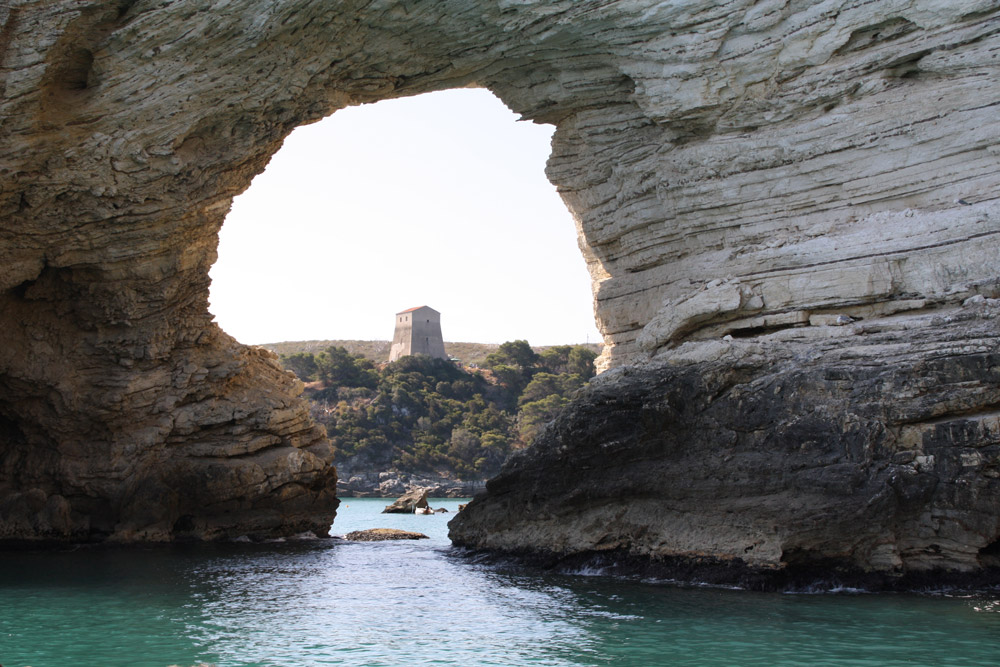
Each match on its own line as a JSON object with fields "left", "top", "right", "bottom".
{"left": 208, "top": 88, "right": 602, "bottom": 347}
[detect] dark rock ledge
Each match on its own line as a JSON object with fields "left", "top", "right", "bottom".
{"left": 450, "top": 547, "right": 1000, "bottom": 593}
{"left": 449, "top": 309, "right": 1000, "bottom": 591}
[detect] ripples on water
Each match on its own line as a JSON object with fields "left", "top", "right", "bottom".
{"left": 1, "top": 498, "right": 998, "bottom": 667}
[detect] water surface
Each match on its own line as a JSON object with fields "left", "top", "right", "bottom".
{"left": 1, "top": 498, "right": 997, "bottom": 666}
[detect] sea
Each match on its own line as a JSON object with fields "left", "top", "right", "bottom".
{"left": 1, "top": 497, "right": 998, "bottom": 667}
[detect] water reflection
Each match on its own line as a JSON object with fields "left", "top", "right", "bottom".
{"left": 0, "top": 501, "right": 998, "bottom": 667}
{"left": 0, "top": 546, "right": 219, "bottom": 666}
{"left": 179, "top": 540, "right": 593, "bottom": 666}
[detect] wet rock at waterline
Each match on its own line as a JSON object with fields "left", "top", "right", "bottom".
{"left": 1, "top": 0, "right": 998, "bottom": 554}
{"left": 343, "top": 529, "right": 430, "bottom": 542}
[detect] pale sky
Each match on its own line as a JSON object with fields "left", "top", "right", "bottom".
{"left": 208, "top": 88, "right": 602, "bottom": 347}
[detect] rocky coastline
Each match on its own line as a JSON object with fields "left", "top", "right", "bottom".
{"left": 1, "top": 0, "right": 997, "bottom": 566}
{"left": 450, "top": 303, "right": 1000, "bottom": 585}
{"left": 454, "top": 547, "right": 1000, "bottom": 593}
{"left": 336, "top": 466, "right": 485, "bottom": 499}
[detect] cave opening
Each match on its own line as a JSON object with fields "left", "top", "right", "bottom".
{"left": 0, "top": 410, "right": 27, "bottom": 463}
{"left": 980, "top": 536, "right": 1000, "bottom": 569}
{"left": 208, "top": 88, "right": 601, "bottom": 350}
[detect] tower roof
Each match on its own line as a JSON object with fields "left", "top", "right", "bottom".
{"left": 396, "top": 305, "right": 439, "bottom": 315}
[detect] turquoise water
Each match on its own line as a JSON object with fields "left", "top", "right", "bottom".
{"left": 1, "top": 497, "right": 998, "bottom": 666}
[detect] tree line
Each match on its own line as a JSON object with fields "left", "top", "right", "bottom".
{"left": 279, "top": 341, "right": 597, "bottom": 480}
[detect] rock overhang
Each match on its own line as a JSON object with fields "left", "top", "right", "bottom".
{"left": 0, "top": 0, "right": 997, "bottom": 556}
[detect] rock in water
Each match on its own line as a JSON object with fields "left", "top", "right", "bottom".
{"left": 383, "top": 488, "right": 430, "bottom": 514}
{"left": 450, "top": 310, "right": 1000, "bottom": 586}
{"left": 0, "top": 0, "right": 997, "bottom": 561}
{"left": 343, "top": 529, "right": 429, "bottom": 542}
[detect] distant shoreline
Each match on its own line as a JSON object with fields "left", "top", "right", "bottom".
{"left": 261, "top": 339, "right": 601, "bottom": 367}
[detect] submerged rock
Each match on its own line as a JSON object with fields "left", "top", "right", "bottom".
{"left": 383, "top": 488, "right": 430, "bottom": 514}
{"left": 343, "top": 529, "right": 429, "bottom": 542}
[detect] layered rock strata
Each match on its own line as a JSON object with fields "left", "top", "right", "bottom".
{"left": 1, "top": 0, "right": 998, "bottom": 553}
{"left": 451, "top": 302, "right": 1000, "bottom": 585}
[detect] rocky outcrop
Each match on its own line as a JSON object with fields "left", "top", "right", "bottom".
{"left": 1, "top": 0, "right": 997, "bottom": 554}
{"left": 0, "top": 326, "right": 338, "bottom": 542}
{"left": 382, "top": 488, "right": 430, "bottom": 514}
{"left": 451, "top": 301, "right": 1000, "bottom": 585}
{"left": 343, "top": 528, "right": 429, "bottom": 542}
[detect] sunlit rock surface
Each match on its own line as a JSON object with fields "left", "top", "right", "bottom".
{"left": 1, "top": 0, "right": 998, "bottom": 559}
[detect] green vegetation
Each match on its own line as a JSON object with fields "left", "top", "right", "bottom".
{"left": 279, "top": 342, "right": 598, "bottom": 480}
{"left": 264, "top": 339, "right": 601, "bottom": 368}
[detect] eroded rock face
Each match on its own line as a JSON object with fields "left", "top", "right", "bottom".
{"left": 451, "top": 303, "right": 1000, "bottom": 584}
{"left": 1, "top": 0, "right": 998, "bottom": 552}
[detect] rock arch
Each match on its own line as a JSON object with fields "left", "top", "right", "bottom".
{"left": 1, "top": 1, "right": 999, "bottom": 561}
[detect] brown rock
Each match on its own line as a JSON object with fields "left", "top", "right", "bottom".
{"left": 382, "top": 488, "right": 430, "bottom": 514}
{"left": 343, "top": 528, "right": 429, "bottom": 542}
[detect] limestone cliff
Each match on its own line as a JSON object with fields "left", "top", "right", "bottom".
{"left": 450, "top": 304, "right": 1000, "bottom": 585}
{"left": 1, "top": 0, "right": 998, "bottom": 553}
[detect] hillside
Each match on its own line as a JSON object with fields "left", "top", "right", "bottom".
{"left": 262, "top": 339, "right": 602, "bottom": 367}
{"left": 269, "top": 340, "right": 601, "bottom": 495}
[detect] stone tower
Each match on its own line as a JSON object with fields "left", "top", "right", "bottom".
{"left": 389, "top": 306, "right": 448, "bottom": 362}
